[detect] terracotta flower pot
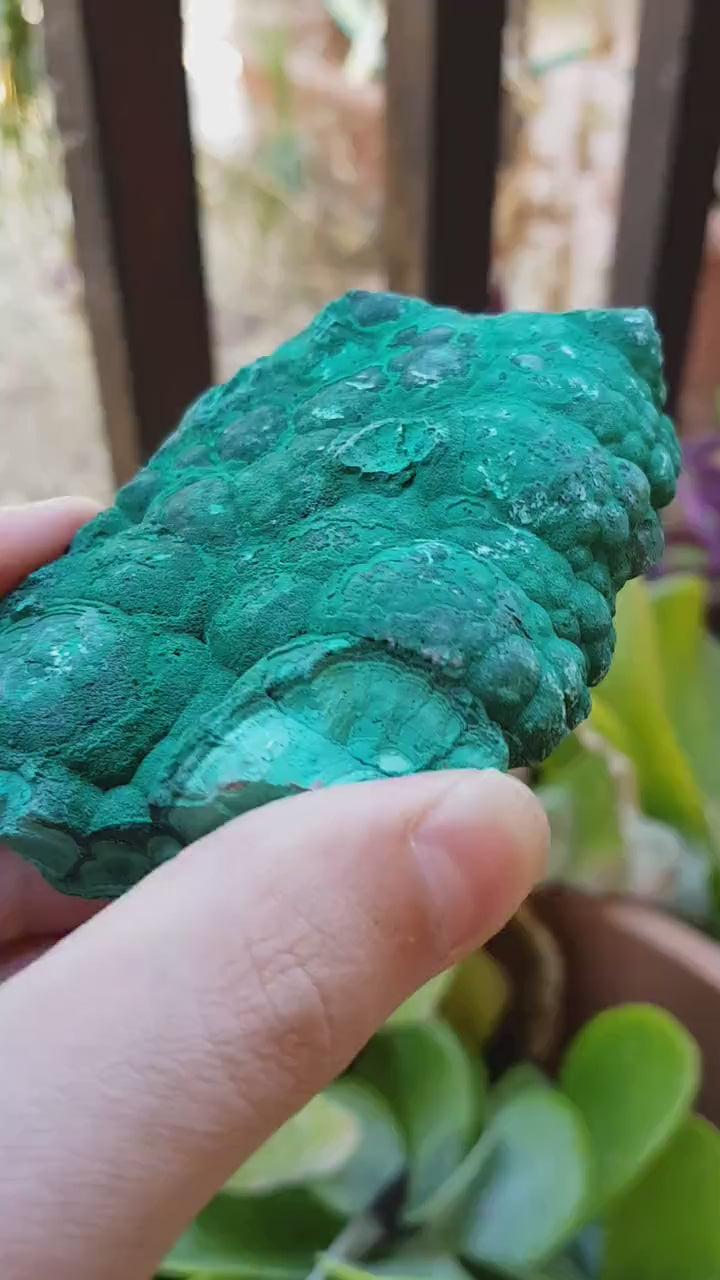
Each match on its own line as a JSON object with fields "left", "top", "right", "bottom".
{"left": 534, "top": 886, "right": 720, "bottom": 1125}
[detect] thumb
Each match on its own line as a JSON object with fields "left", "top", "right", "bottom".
{"left": 0, "top": 768, "right": 547, "bottom": 1279}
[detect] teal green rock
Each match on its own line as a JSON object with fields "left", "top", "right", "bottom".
{"left": 0, "top": 292, "right": 680, "bottom": 897}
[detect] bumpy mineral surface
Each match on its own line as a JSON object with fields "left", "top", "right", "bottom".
{"left": 0, "top": 291, "right": 680, "bottom": 897}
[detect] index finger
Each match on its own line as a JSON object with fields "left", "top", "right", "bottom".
{"left": 0, "top": 770, "right": 546, "bottom": 1279}
{"left": 0, "top": 497, "right": 102, "bottom": 596}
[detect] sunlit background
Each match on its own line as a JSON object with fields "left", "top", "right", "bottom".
{"left": 0, "top": 0, "right": 717, "bottom": 508}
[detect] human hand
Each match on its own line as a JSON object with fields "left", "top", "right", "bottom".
{"left": 0, "top": 499, "right": 107, "bottom": 978}
{"left": 0, "top": 499, "right": 549, "bottom": 1280}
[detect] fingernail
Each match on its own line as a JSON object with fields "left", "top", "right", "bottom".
{"left": 411, "top": 770, "right": 549, "bottom": 964}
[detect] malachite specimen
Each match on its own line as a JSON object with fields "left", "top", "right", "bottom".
{"left": 0, "top": 291, "right": 680, "bottom": 898}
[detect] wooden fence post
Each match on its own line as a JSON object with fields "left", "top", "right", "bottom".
{"left": 44, "top": 0, "right": 213, "bottom": 486}
{"left": 611, "top": 0, "right": 720, "bottom": 414}
{"left": 385, "top": 0, "right": 507, "bottom": 313}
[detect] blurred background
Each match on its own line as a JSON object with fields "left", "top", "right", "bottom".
{"left": 3, "top": 0, "right": 719, "bottom": 498}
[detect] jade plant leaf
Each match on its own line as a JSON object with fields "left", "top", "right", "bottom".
{"left": 603, "top": 1116, "right": 720, "bottom": 1280}
{"left": 388, "top": 968, "right": 458, "bottom": 1027}
{"left": 591, "top": 578, "right": 707, "bottom": 840}
{"left": 538, "top": 749, "right": 625, "bottom": 882}
{"left": 559, "top": 1004, "right": 700, "bottom": 1211}
{"left": 310, "top": 1078, "right": 406, "bottom": 1217}
{"left": 371, "top": 1255, "right": 475, "bottom": 1279}
{"left": 539, "top": 690, "right": 634, "bottom": 883}
{"left": 489, "top": 1063, "right": 551, "bottom": 1111}
{"left": 649, "top": 574, "right": 720, "bottom": 844}
{"left": 158, "top": 1187, "right": 344, "bottom": 1278}
{"left": 533, "top": 1260, "right": 591, "bottom": 1280}
{"left": 418, "top": 1086, "right": 591, "bottom": 1270}
{"left": 540, "top": 708, "right": 714, "bottom": 918}
{"left": 440, "top": 950, "right": 511, "bottom": 1050}
{"left": 225, "top": 1093, "right": 360, "bottom": 1196}
{"left": 353, "top": 1021, "right": 485, "bottom": 1216}
{"left": 562, "top": 1222, "right": 606, "bottom": 1277}
{"left": 321, "top": 1257, "right": 473, "bottom": 1279}
{"left": 459, "top": 1088, "right": 591, "bottom": 1271}
{"left": 0, "top": 294, "right": 679, "bottom": 897}
{"left": 541, "top": 572, "right": 720, "bottom": 898}
{"left": 320, "top": 1266, "right": 394, "bottom": 1280}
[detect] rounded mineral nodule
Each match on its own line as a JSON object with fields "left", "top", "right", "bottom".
{"left": 0, "top": 292, "right": 681, "bottom": 897}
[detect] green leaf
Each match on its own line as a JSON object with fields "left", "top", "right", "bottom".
{"left": 563, "top": 1222, "right": 605, "bottom": 1277}
{"left": 649, "top": 574, "right": 707, "bottom": 681}
{"left": 371, "top": 1255, "right": 474, "bottom": 1279}
{"left": 320, "top": 1266, "right": 388, "bottom": 1280}
{"left": 225, "top": 1094, "right": 360, "bottom": 1196}
{"left": 457, "top": 1088, "right": 592, "bottom": 1272}
{"left": 603, "top": 1116, "right": 720, "bottom": 1280}
{"left": 440, "top": 950, "right": 510, "bottom": 1049}
{"left": 311, "top": 1078, "right": 406, "bottom": 1217}
{"left": 389, "top": 968, "right": 457, "bottom": 1026}
{"left": 538, "top": 748, "right": 624, "bottom": 881}
{"left": 542, "top": 576, "right": 720, "bottom": 905}
{"left": 538, "top": 696, "right": 640, "bottom": 888}
{"left": 320, "top": 1265, "right": 388, "bottom": 1280}
{"left": 414, "top": 1088, "right": 590, "bottom": 1268}
{"left": 541, "top": 715, "right": 715, "bottom": 919}
{"left": 159, "top": 1187, "right": 344, "bottom": 1278}
{"left": 559, "top": 1004, "right": 700, "bottom": 1211}
{"left": 321, "top": 1256, "right": 473, "bottom": 1279}
{"left": 353, "top": 1021, "right": 485, "bottom": 1217}
{"left": 649, "top": 574, "right": 720, "bottom": 843}
{"left": 531, "top": 1261, "right": 589, "bottom": 1280}
{"left": 592, "top": 579, "right": 707, "bottom": 839}
{"left": 490, "top": 1063, "right": 551, "bottom": 1112}
{"left": 586, "top": 696, "right": 632, "bottom": 759}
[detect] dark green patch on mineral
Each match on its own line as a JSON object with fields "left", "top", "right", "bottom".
{"left": 0, "top": 292, "right": 681, "bottom": 896}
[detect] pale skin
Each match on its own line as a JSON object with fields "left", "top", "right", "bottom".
{"left": 0, "top": 498, "right": 549, "bottom": 1279}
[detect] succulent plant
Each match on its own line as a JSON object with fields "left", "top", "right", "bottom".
{"left": 155, "top": 963, "right": 720, "bottom": 1280}
{"left": 0, "top": 291, "right": 680, "bottom": 897}
{"left": 538, "top": 572, "right": 720, "bottom": 924}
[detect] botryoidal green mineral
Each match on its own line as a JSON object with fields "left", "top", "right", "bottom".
{"left": 0, "top": 292, "right": 680, "bottom": 897}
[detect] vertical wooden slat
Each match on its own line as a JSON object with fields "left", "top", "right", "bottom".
{"left": 44, "top": 0, "right": 213, "bottom": 486}
{"left": 385, "top": 0, "right": 434, "bottom": 300}
{"left": 386, "top": 0, "right": 507, "bottom": 313}
{"left": 43, "top": 2, "right": 137, "bottom": 485}
{"left": 611, "top": 0, "right": 720, "bottom": 414}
